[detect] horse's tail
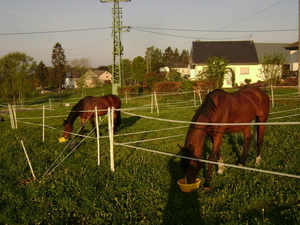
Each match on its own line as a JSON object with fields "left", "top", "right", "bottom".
{"left": 116, "top": 101, "right": 121, "bottom": 128}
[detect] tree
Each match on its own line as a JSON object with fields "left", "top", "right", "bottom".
{"left": 163, "top": 46, "right": 174, "bottom": 63}
{"left": 197, "top": 56, "right": 229, "bottom": 90}
{"left": 180, "top": 50, "right": 190, "bottom": 64}
{"left": 69, "top": 58, "right": 91, "bottom": 97}
{"left": 259, "top": 52, "right": 286, "bottom": 87}
{"left": 0, "top": 52, "right": 37, "bottom": 103}
{"left": 131, "top": 56, "right": 146, "bottom": 85}
{"left": 51, "top": 42, "right": 67, "bottom": 106}
{"left": 145, "top": 46, "right": 164, "bottom": 73}
{"left": 122, "top": 59, "right": 132, "bottom": 85}
{"left": 69, "top": 58, "right": 91, "bottom": 78}
{"left": 144, "top": 71, "right": 166, "bottom": 91}
{"left": 34, "top": 61, "right": 48, "bottom": 88}
{"left": 51, "top": 42, "right": 67, "bottom": 88}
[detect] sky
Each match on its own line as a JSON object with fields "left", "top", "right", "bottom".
{"left": 0, "top": 0, "right": 298, "bottom": 67}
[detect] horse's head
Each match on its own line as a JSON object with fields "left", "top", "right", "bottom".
{"left": 62, "top": 119, "right": 73, "bottom": 139}
{"left": 178, "top": 144, "right": 202, "bottom": 184}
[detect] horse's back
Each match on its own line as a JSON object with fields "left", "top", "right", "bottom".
{"left": 207, "top": 86, "right": 269, "bottom": 123}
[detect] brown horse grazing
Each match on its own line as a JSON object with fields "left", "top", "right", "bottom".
{"left": 179, "top": 86, "right": 270, "bottom": 190}
{"left": 62, "top": 94, "right": 121, "bottom": 139}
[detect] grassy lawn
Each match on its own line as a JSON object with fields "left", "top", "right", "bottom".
{"left": 1, "top": 86, "right": 300, "bottom": 224}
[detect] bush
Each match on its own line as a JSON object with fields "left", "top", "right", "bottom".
{"left": 154, "top": 82, "right": 181, "bottom": 92}
{"left": 118, "top": 85, "right": 143, "bottom": 97}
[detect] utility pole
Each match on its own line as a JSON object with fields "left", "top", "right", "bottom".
{"left": 100, "top": 0, "right": 131, "bottom": 95}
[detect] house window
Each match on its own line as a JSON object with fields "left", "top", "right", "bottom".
{"left": 240, "top": 67, "right": 249, "bottom": 75}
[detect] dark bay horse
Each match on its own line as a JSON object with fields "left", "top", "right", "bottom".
{"left": 62, "top": 94, "right": 121, "bottom": 139}
{"left": 179, "top": 86, "right": 270, "bottom": 190}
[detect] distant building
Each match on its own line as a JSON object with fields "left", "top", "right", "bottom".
{"left": 83, "top": 69, "right": 112, "bottom": 88}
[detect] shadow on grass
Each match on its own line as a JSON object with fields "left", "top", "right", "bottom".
{"left": 163, "top": 154, "right": 204, "bottom": 224}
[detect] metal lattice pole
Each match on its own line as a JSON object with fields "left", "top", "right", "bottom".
{"left": 100, "top": 0, "right": 131, "bottom": 94}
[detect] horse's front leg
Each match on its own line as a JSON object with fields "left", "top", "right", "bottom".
{"left": 80, "top": 118, "right": 86, "bottom": 138}
{"left": 88, "top": 117, "right": 98, "bottom": 137}
{"left": 210, "top": 136, "right": 224, "bottom": 174}
{"left": 238, "top": 126, "right": 251, "bottom": 166}
{"left": 204, "top": 134, "right": 223, "bottom": 190}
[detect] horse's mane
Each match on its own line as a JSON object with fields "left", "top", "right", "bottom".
{"left": 64, "top": 98, "right": 85, "bottom": 124}
{"left": 194, "top": 91, "right": 217, "bottom": 121}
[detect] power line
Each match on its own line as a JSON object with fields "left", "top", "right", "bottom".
{"left": 131, "top": 26, "right": 297, "bottom": 33}
{"left": 0, "top": 27, "right": 111, "bottom": 36}
{"left": 131, "top": 27, "right": 252, "bottom": 40}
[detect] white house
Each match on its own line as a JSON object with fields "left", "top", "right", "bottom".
{"left": 63, "top": 74, "right": 77, "bottom": 89}
{"left": 190, "top": 41, "right": 290, "bottom": 87}
{"left": 83, "top": 69, "right": 112, "bottom": 88}
{"left": 284, "top": 41, "right": 298, "bottom": 76}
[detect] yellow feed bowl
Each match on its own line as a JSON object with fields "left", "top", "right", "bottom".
{"left": 58, "top": 137, "right": 68, "bottom": 143}
{"left": 177, "top": 178, "right": 201, "bottom": 193}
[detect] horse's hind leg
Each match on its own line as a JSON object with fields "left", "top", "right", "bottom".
{"left": 254, "top": 123, "right": 266, "bottom": 166}
{"left": 238, "top": 126, "right": 251, "bottom": 166}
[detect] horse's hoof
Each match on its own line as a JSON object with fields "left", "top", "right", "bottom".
{"left": 203, "top": 186, "right": 212, "bottom": 191}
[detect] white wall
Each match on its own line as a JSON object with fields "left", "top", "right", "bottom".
{"left": 193, "top": 64, "right": 263, "bottom": 88}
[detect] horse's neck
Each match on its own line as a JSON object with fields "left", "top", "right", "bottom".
{"left": 66, "top": 111, "right": 79, "bottom": 124}
{"left": 185, "top": 123, "right": 207, "bottom": 158}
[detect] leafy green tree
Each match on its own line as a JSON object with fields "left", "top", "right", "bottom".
{"left": 122, "top": 59, "right": 132, "bottom": 86}
{"left": 259, "top": 52, "right": 286, "bottom": 87}
{"left": 0, "top": 52, "right": 37, "bottom": 103}
{"left": 197, "top": 56, "right": 229, "bottom": 90}
{"left": 145, "top": 46, "right": 164, "bottom": 73}
{"left": 168, "top": 69, "right": 182, "bottom": 82}
{"left": 144, "top": 71, "right": 166, "bottom": 91}
{"left": 34, "top": 61, "right": 48, "bottom": 88}
{"left": 131, "top": 56, "right": 146, "bottom": 84}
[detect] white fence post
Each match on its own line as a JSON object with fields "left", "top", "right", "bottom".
{"left": 42, "top": 105, "right": 45, "bottom": 142}
{"left": 108, "top": 107, "right": 115, "bottom": 172}
{"left": 95, "top": 106, "right": 100, "bottom": 165}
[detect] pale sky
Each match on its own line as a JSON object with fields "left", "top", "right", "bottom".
{"left": 0, "top": 0, "right": 298, "bottom": 67}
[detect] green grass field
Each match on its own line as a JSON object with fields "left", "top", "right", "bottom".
{"left": 1, "top": 86, "right": 300, "bottom": 224}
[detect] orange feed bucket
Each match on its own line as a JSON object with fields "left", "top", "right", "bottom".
{"left": 177, "top": 178, "right": 201, "bottom": 193}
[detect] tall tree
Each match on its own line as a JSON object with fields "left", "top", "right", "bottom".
{"left": 0, "top": 52, "right": 37, "bottom": 103}
{"left": 173, "top": 48, "right": 180, "bottom": 64}
{"left": 163, "top": 46, "right": 174, "bottom": 63}
{"left": 131, "top": 56, "right": 146, "bottom": 85}
{"left": 122, "top": 59, "right": 132, "bottom": 86}
{"left": 51, "top": 42, "right": 67, "bottom": 88}
{"left": 145, "top": 46, "right": 163, "bottom": 73}
{"left": 34, "top": 61, "right": 48, "bottom": 88}
{"left": 259, "top": 52, "right": 286, "bottom": 87}
{"left": 180, "top": 50, "right": 190, "bottom": 64}
{"left": 51, "top": 42, "right": 67, "bottom": 105}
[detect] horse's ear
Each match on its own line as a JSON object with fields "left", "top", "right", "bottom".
{"left": 178, "top": 144, "right": 183, "bottom": 151}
